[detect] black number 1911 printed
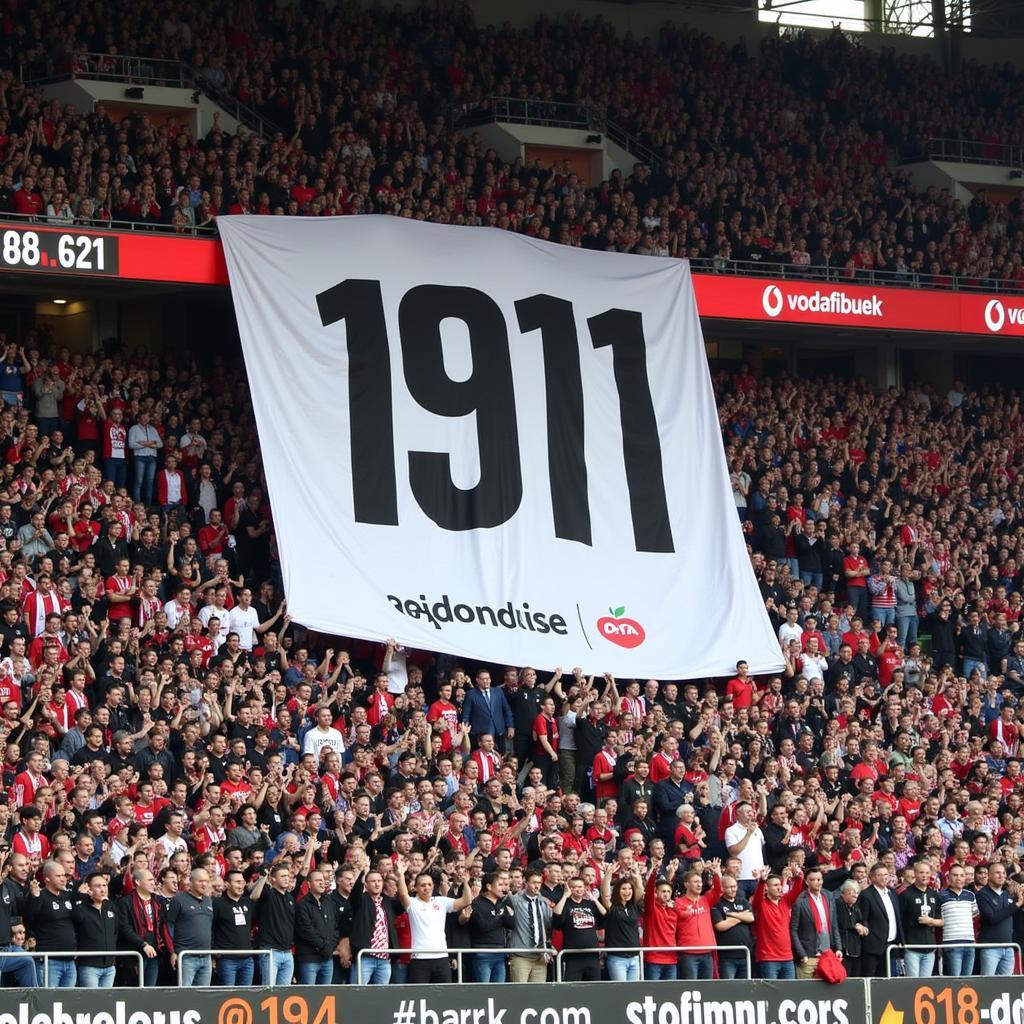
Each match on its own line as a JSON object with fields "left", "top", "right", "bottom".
{"left": 315, "top": 279, "right": 674, "bottom": 554}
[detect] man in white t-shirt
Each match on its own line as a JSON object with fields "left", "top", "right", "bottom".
{"left": 724, "top": 800, "right": 766, "bottom": 898}
{"left": 301, "top": 707, "right": 345, "bottom": 761}
{"left": 383, "top": 638, "right": 408, "bottom": 695}
{"left": 227, "top": 587, "right": 261, "bottom": 651}
{"left": 395, "top": 853, "right": 473, "bottom": 983}
{"left": 199, "top": 590, "right": 231, "bottom": 642}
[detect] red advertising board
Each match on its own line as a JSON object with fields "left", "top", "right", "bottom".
{"left": 691, "top": 274, "right": 1024, "bottom": 338}
{"left": 3, "top": 220, "right": 1023, "bottom": 338}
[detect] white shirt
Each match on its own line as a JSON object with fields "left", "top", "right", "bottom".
{"left": 302, "top": 725, "right": 345, "bottom": 760}
{"left": 724, "top": 822, "right": 765, "bottom": 880}
{"left": 779, "top": 622, "right": 803, "bottom": 646}
{"left": 405, "top": 895, "right": 454, "bottom": 958}
{"left": 199, "top": 604, "right": 230, "bottom": 640}
{"left": 228, "top": 605, "right": 260, "bottom": 651}
{"left": 386, "top": 646, "right": 409, "bottom": 695}
{"left": 158, "top": 833, "right": 189, "bottom": 859}
{"left": 874, "top": 885, "right": 897, "bottom": 941}
{"left": 164, "top": 471, "right": 183, "bottom": 504}
{"left": 164, "top": 598, "right": 191, "bottom": 630}
{"left": 801, "top": 652, "right": 826, "bottom": 682}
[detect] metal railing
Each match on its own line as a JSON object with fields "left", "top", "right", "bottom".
{"left": 23, "top": 53, "right": 191, "bottom": 88}
{"left": 914, "top": 137, "right": 1024, "bottom": 168}
{"left": 457, "top": 96, "right": 663, "bottom": 171}
{"left": 0, "top": 949, "right": 145, "bottom": 987}
{"left": 555, "top": 944, "right": 753, "bottom": 981}
{"left": 885, "top": 941, "right": 1021, "bottom": 976}
{"left": 19, "top": 50, "right": 278, "bottom": 142}
{"left": 181, "top": 64, "right": 286, "bottom": 141}
{"left": 460, "top": 96, "right": 600, "bottom": 131}
{"left": 0, "top": 210, "right": 218, "bottom": 237}
{"left": 604, "top": 118, "right": 665, "bottom": 172}
{"left": 354, "top": 943, "right": 749, "bottom": 983}
{"left": 355, "top": 947, "right": 470, "bottom": 983}
{"left": 177, "top": 949, "right": 274, "bottom": 987}
{"left": 694, "top": 255, "right": 1024, "bottom": 294}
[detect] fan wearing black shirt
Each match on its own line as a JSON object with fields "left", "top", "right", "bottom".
{"left": 468, "top": 870, "right": 516, "bottom": 981}
{"left": 251, "top": 863, "right": 298, "bottom": 986}
{"left": 0, "top": 601, "right": 29, "bottom": 655}
{"left": 212, "top": 869, "right": 256, "bottom": 985}
{"left": 898, "top": 860, "right": 943, "bottom": 977}
{"left": 553, "top": 875, "right": 605, "bottom": 981}
{"left": 294, "top": 867, "right": 341, "bottom": 985}
{"left": 711, "top": 874, "right": 756, "bottom": 979}
{"left": 599, "top": 864, "right": 643, "bottom": 981}
{"left": 23, "top": 860, "right": 78, "bottom": 986}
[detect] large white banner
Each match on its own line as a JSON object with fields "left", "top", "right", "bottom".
{"left": 218, "top": 216, "right": 782, "bottom": 678}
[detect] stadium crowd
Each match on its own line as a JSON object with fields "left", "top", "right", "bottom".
{"left": 1, "top": 3, "right": 1024, "bottom": 287}
{"left": 0, "top": 328, "right": 1022, "bottom": 988}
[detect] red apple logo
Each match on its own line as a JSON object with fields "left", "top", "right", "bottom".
{"left": 597, "top": 605, "right": 646, "bottom": 649}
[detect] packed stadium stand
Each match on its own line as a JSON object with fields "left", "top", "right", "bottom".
{"left": 0, "top": 0, "right": 1023, "bottom": 995}
{"left": 0, "top": 2, "right": 1023, "bottom": 287}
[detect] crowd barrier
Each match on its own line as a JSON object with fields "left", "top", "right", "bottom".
{"left": 884, "top": 942, "right": 1021, "bottom": 977}
{"left": 178, "top": 950, "right": 275, "bottom": 987}
{"left": 0, "top": 948, "right": 144, "bottom": 986}
{"left": 349, "top": 945, "right": 754, "bottom": 984}
{"left": 3, "top": 976, "right": 1024, "bottom": 1024}
{"left": 554, "top": 946, "right": 754, "bottom": 981}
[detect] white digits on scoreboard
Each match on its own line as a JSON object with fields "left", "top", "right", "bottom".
{"left": 316, "top": 279, "right": 674, "bottom": 553}
{"left": 3, "top": 230, "right": 39, "bottom": 266}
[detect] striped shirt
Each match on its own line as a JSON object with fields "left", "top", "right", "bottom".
{"left": 938, "top": 887, "right": 978, "bottom": 942}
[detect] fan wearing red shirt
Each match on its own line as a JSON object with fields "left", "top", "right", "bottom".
{"left": 12, "top": 176, "right": 44, "bottom": 216}
{"left": 184, "top": 619, "right": 216, "bottom": 667}
{"left": 989, "top": 706, "right": 1021, "bottom": 754}
{"left": 876, "top": 634, "right": 904, "bottom": 687}
{"left": 897, "top": 780, "right": 923, "bottom": 824}
{"left": 10, "top": 750, "right": 47, "bottom": 809}
{"left": 561, "top": 819, "right": 588, "bottom": 857}
{"left": 725, "top": 660, "right": 758, "bottom": 709}
{"left": 101, "top": 407, "right": 128, "bottom": 485}
{"left": 752, "top": 867, "right": 804, "bottom": 970}
{"left": 643, "top": 859, "right": 680, "bottom": 969}
{"left": 849, "top": 743, "right": 886, "bottom": 784}
{"left": 220, "top": 760, "right": 254, "bottom": 801}
{"left": 592, "top": 732, "right": 620, "bottom": 803}
{"left": 673, "top": 808, "right": 706, "bottom": 861}
{"left": 949, "top": 747, "right": 974, "bottom": 782}
{"left": 675, "top": 862, "right": 723, "bottom": 963}
{"left": 843, "top": 542, "right": 870, "bottom": 618}
{"left": 12, "top": 805, "right": 50, "bottom": 859}
{"left": 365, "top": 673, "right": 395, "bottom": 726}
{"left": 532, "top": 695, "right": 559, "bottom": 788}
{"left": 649, "top": 737, "right": 678, "bottom": 784}
{"left": 133, "top": 782, "right": 161, "bottom": 826}
{"left": 70, "top": 504, "right": 100, "bottom": 552}
{"left": 105, "top": 797, "right": 136, "bottom": 844}
{"left": 198, "top": 510, "right": 229, "bottom": 556}
{"left": 0, "top": 671, "right": 21, "bottom": 708}
{"left": 800, "top": 618, "right": 828, "bottom": 654}
{"left": 106, "top": 558, "right": 138, "bottom": 623}
{"left": 427, "top": 681, "right": 460, "bottom": 732}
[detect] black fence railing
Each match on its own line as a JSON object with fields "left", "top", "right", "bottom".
{"left": 1, "top": 211, "right": 1018, "bottom": 295}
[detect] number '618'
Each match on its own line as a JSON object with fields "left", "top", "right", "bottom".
{"left": 316, "top": 280, "right": 674, "bottom": 554}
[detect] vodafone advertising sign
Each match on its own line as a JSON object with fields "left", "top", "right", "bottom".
{"left": 693, "top": 274, "right": 1024, "bottom": 337}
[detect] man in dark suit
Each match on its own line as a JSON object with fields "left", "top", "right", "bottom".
{"left": 460, "top": 670, "right": 514, "bottom": 753}
{"left": 790, "top": 867, "right": 842, "bottom": 979}
{"left": 341, "top": 864, "right": 401, "bottom": 984}
{"left": 856, "top": 862, "right": 903, "bottom": 976}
